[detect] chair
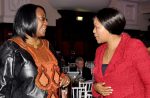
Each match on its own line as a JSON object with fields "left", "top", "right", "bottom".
{"left": 79, "top": 81, "right": 93, "bottom": 98}
{"left": 61, "top": 88, "right": 68, "bottom": 98}
{"left": 68, "top": 63, "right": 76, "bottom": 67}
{"left": 87, "top": 94, "right": 92, "bottom": 98}
{"left": 62, "top": 66, "right": 70, "bottom": 73}
{"left": 72, "top": 87, "right": 86, "bottom": 98}
{"left": 71, "top": 81, "right": 93, "bottom": 98}
{"left": 85, "top": 61, "right": 94, "bottom": 69}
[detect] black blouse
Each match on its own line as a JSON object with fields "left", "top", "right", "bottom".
{"left": 102, "top": 64, "right": 108, "bottom": 75}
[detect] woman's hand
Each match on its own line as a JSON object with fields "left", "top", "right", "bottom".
{"left": 94, "top": 82, "right": 113, "bottom": 96}
{"left": 60, "top": 75, "right": 70, "bottom": 88}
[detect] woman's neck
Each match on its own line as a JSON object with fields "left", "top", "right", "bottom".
{"left": 103, "top": 35, "right": 121, "bottom": 64}
{"left": 25, "top": 35, "right": 41, "bottom": 48}
{"left": 107, "top": 35, "right": 121, "bottom": 50}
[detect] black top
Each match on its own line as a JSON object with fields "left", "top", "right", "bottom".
{"left": 102, "top": 64, "right": 108, "bottom": 75}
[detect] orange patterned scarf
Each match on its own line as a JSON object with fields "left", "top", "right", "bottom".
{"left": 10, "top": 37, "right": 61, "bottom": 98}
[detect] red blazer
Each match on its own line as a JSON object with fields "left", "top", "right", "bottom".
{"left": 92, "top": 33, "right": 150, "bottom": 98}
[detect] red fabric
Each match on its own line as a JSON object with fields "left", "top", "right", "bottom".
{"left": 92, "top": 33, "right": 150, "bottom": 98}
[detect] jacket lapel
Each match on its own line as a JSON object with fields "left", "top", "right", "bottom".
{"left": 104, "top": 33, "right": 130, "bottom": 76}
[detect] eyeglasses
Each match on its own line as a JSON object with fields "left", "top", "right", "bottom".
{"left": 37, "top": 17, "right": 48, "bottom": 22}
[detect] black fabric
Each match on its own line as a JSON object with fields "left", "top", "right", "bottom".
{"left": 102, "top": 64, "right": 108, "bottom": 75}
{"left": 0, "top": 40, "right": 47, "bottom": 98}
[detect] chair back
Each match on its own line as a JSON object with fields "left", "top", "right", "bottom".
{"left": 62, "top": 66, "right": 70, "bottom": 73}
{"left": 85, "top": 61, "right": 94, "bottom": 69}
{"left": 79, "top": 81, "right": 93, "bottom": 98}
{"left": 79, "top": 81, "right": 92, "bottom": 91}
{"left": 72, "top": 87, "right": 85, "bottom": 98}
{"left": 68, "top": 63, "right": 76, "bottom": 67}
{"left": 87, "top": 93, "right": 92, "bottom": 98}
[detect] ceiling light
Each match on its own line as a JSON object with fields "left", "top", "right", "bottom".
{"left": 76, "top": 16, "right": 83, "bottom": 21}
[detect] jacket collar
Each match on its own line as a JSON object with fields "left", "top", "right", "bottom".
{"left": 105, "top": 33, "right": 131, "bottom": 74}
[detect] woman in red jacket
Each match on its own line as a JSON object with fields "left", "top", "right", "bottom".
{"left": 92, "top": 8, "right": 150, "bottom": 98}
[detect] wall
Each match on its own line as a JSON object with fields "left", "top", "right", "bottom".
{"left": 109, "top": 0, "right": 150, "bottom": 31}
{"left": 140, "top": 2, "right": 150, "bottom": 13}
{"left": 1, "top": 0, "right": 149, "bottom": 28}
{"left": 0, "top": 0, "right": 61, "bottom": 26}
{"left": 0, "top": 0, "right": 3, "bottom": 22}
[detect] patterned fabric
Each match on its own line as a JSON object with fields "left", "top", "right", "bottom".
{"left": 10, "top": 37, "right": 60, "bottom": 98}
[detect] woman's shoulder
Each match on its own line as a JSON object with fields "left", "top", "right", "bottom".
{"left": 0, "top": 40, "right": 22, "bottom": 60}
{"left": 0, "top": 39, "right": 31, "bottom": 56}
{"left": 0, "top": 40, "right": 20, "bottom": 51}
{"left": 129, "top": 38, "right": 145, "bottom": 48}
{"left": 0, "top": 39, "right": 34, "bottom": 62}
{"left": 122, "top": 33, "right": 144, "bottom": 46}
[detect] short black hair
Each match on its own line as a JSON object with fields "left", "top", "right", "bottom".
{"left": 13, "top": 4, "right": 46, "bottom": 40}
{"left": 95, "top": 8, "right": 126, "bottom": 35}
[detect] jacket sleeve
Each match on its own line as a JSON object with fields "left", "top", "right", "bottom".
{"left": 0, "top": 41, "right": 47, "bottom": 98}
{"left": 0, "top": 41, "right": 15, "bottom": 97}
{"left": 133, "top": 40, "right": 150, "bottom": 98}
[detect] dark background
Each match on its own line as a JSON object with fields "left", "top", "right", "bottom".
{"left": 0, "top": 10, "right": 150, "bottom": 61}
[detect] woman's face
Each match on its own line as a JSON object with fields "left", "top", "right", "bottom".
{"left": 36, "top": 7, "right": 48, "bottom": 37}
{"left": 93, "top": 17, "right": 110, "bottom": 44}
